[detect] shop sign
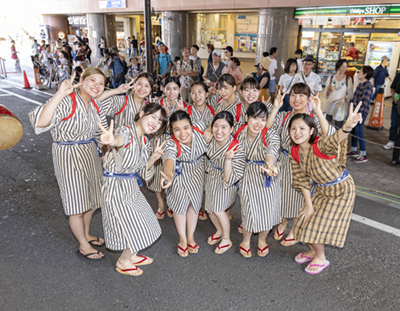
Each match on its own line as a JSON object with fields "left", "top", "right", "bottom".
{"left": 68, "top": 16, "right": 87, "bottom": 25}
{"left": 99, "top": 0, "right": 126, "bottom": 9}
{"left": 58, "top": 31, "right": 65, "bottom": 39}
{"left": 295, "top": 5, "right": 399, "bottom": 18}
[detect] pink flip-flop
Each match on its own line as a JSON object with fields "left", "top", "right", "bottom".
{"left": 305, "top": 260, "right": 330, "bottom": 275}
{"left": 295, "top": 252, "right": 314, "bottom": 264}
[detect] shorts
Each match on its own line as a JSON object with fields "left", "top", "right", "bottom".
{"left": 269, "top": 79, "right": 276, "bottom": 93}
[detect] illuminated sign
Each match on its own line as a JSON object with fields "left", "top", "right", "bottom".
{"left": 295, "top": 5, "right": 400, "bottom": 18}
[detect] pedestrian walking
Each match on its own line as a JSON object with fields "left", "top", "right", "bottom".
{"left": 98, "top": 37, "right": 106, "bottom": 57}
{"left": 28, "top": 68, "right": 108, "bottom": 260}
{"left": 267, "top": 47, "right": 278, "bottom": 103}
{"left": 234, "top": 102, "right": 281, "bottom": 258}
{"left": 346, "top": 66, "right": 374, "bottom": 163}
{"left": 205, "top": 111, "right": 245, "bottom": 254}
{"left": 266, "top": 83, "right": 335, "bottom": 247}
{"left": 289, "top": 104, "right": 362, "bottom": 274}
{"left": 161, "top": 113, "right": 208, "bottom": 257}
{"left": 31, "top": 39, "right": 39, "bottom": 56}
{"left": 10, "top": 40, "right": 21, "bottom": 72}
{"left": 131, "top": 36, "right": 138, "bottom": 57}
{"left": 99, "top": 103, "right": 168, "bottom": 276}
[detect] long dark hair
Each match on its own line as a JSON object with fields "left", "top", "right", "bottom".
{"left": 163, "top": 76, "right": 181, "bottom": 88}
{"left": 169, "top": 110, "right": 192, "bottom": 134}
{"left": 246, "top": 101, "right": 268, "bottom": 120}
{"left": 134, "top": 103, "right": 168, "bottom": 136}
{"left": 285, "top": 58, "right": 298, "bottom": 74}
{"left": 211, "top": 111, "right": 234, "bottom": 128}
{"left": 288, "top": 113, "right": 318, "bottom": 146}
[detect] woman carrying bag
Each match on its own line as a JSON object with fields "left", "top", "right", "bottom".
{"left": 324, "top": 59, "right": 353, "bottom": 129}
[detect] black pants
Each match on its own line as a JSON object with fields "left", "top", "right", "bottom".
{"left": 392, "top": 121, "right": 400, "bottom": 162}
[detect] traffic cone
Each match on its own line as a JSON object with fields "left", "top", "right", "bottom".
{"left": 22, "top": 70, "right": 32, "bottom": 89}
{"left": 367, "top": 87, "right": 384, "bottom": 131}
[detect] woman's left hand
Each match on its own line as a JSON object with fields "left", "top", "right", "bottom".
{"left": 224, "top": 144, "right": 242, "bottom": 160}
{"left": 176, "top": 97, "right": 186, "bottom": 111}
{"left": 298, "top": 205, "right": 314, "bottom": 225}
{"left": 204, "top": 127, "right": 213, "bottom": 143}
{"left": 311, "top": 94, "right": 322, "bottom": 112}
{"left": 151, "top": 139, "right": 165, "bottom": 161}
{"left": 343, "top": 101, "right": 363, "bottom": 131}
{"left": 116, "top": 80, "right": 134, "bottom": 94}
{"left": 260, "top": 162, "right": 278, "bottom": 177}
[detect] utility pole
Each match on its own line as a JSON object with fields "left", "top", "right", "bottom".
{"left": 144, "top": 0, "right": 153, "bottom": 75}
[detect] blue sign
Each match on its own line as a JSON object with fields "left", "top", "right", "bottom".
{"left": 99, "top": 0, "right": 126, "bottom": 9}
{"left": 237, "top": 15, "right": 246, "bottom": 19}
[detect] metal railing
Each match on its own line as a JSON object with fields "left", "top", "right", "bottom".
{"left": 0, "top": 57, "right": 6, "bottom": 79}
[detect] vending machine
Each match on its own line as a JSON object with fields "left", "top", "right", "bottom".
{"left": 365, "top": 41, "right": 400, "bottom": 97}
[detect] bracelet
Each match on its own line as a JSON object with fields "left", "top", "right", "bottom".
{"left": 342, "top": 128, "right": 352, "bottom": 133}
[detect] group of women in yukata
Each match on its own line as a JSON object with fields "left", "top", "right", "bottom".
{"left": 29, "top": 67, "right": 363, "bottom": 277}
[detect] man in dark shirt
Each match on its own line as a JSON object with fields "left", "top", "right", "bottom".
{"left": 371, "top": 56, "right": 392, "bottom": 105}
{"left": 131, "top": 36, "right": 138, "bottom": 57}
{"left": 383, "top": 71, "right": 400, "bottom": 150}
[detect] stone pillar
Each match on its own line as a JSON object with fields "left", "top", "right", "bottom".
{"left": 87, "top": 14, "right": 106, "bottom": 58}
{"left": 256, "top": 8, "right": 299, "bottom": 78}
{"left": 105, "top": 15, "right": 117, "bottom": 50}
{"left": 161, "top": 11, "right": 187, "bottom": 59}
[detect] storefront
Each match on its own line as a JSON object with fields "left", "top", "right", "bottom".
{"left": 296, "top": 4, "right": 400, "bottom": 91}
{"left": 67, "top": 16, "right": 87, "bottom": 40}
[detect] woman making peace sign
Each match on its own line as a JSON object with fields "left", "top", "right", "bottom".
{"left": 288, "top": 102, "right": 362, "bottom": 275}
{"left": 29, "top": 68, "right": 108, "bottom": 260}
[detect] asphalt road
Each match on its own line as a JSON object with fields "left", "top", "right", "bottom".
{"left": 1, "top": 82, "right": 400, "bottom": 311}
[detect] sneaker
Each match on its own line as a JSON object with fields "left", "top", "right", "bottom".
{"left": 383, "top": 141, "right": 395, "bottom": 150}
{"left": 353, "top": 156, "right": 368, "bottom": 163}
{"left": 346, "top": 151, "right": 359, "bottom": 158}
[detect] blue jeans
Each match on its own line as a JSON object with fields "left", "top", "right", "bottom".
{"left": 127, "top": 48, "right": 131, "bottom": 58}
{"left": 390, "top": 102, "right": 400, "bottom": 141}
{"left": 351, "top": 114, "right": 367, "bottom": 155}
{"left": 371, "top": 85, "right": 384, "bottom": 102}
{"left": 112, "top": 73, "right": 125, "bottom": 89}
{"left": 132, "top": 48, "right": 138, "bottom": 57}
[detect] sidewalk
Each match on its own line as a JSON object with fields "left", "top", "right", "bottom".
{"left": 2, "top": 51, "right": 399, "bottom": 195}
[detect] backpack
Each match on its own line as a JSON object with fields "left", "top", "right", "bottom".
{"left": 156, "top": 53, "right": 171, "bottom": 73}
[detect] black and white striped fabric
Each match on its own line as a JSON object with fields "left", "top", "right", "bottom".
{"left": 29, "top": 90, "right": 107, "bottom": 216}
{"left": 273, "top": 111, "right": 336, "bottom": 218}
{"left": 162, "top": 121, "right": 207, "bottom": 215}
{"left": 204, "top": 136, "right": 245, "bottom": 213}
{"left": 186, "top": 104, "right": 215, "bottom": 127}
{"left": 101, "top": 94, "right": 146, "bottom": 127}
{"left": 208, "top": 93, "right": 246, "bottom": 124}
{"left": 147, "top": 97, "right": 180, "bottom": 193}
{"left": 235, "top": 125, "right": 281, "bottom": 233}
{"left": 102, "top": 123, "right": 161, "bottom": 253}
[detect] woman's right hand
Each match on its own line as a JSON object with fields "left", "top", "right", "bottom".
{"left": 273, "top": 92, "right": 285, "bottom": 110}
{"left": 160, "top": 171, "right": 174, "bottom": 189}
{"left": 57, "top": 73, "right": 82, "bottom": 98}
{"left": 98, "top": 119, "right": 115, "bottom": 146}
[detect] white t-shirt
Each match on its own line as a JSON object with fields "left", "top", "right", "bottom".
{"left": 268, "top": 57, "right": 277, "bottom": 81}
{"left": 294, "top": 71, "right": 322, "bottom": 95}
{"left": 278, "top": 74, "right": 296, "bottom": 93}
{"left": 41, "top": 50, "right": 53, "bottom": 63}
{"left": 296, "top": 59, "right": 303, "bottom": 72}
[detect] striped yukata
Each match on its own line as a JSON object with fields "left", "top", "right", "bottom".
{"left": 273, "top": 111, "right": 336, "bottom": 219}
{"left": 102, "top": 123, "right": 161, "bottom": 252}
{"left": 235, "top": 125, "right": 281, "bottom": 233}
{"left": 204, "top": 136, "right": 245, "bottom": 213}
{"left": 186, "top": 104, "right": 215, "bottom": 127}
{"left": 29, "top": 91, "right": 107, "bottom": 216}
{"left": 290, "top": 131, "right": 355, "bottom": 248}
{"left": 101, "top": 94, "right": 147, "bottom": 127}
{"left": 147, "top": 97, "right": 185, "bottom": 193}
{"left": 162, "top": 121, "right": 207, "bottom": 215}
{"left": 208, "top": 93, "right": 246, "bottom": 124}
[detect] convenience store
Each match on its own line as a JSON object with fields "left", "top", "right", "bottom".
{"left": 296, "top": 4, "right": 400, "bottom": 92}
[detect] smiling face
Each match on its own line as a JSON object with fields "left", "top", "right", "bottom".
{"left": 240, "top": 86, "right": 260, "bottom": 105}
{"left": 81, "top": 74, "right": 105, "bottom": 98}
{"left": 290, "top": 118, "right": 314, "bottom": 146}
{"left": 289, "top": 92, "right": 308, "bottom": 112}
{"left": 303, "top": 61, "right": 313, "bottom": 75}
{"left": 212, "top": 118, "right": 233, "bottom": 144}
{"left": 172, "top": 119, "right": 193, "bottom": 146}
{"left": 164, "top": 82, "right": 180, "bottom": 102}
{"left": 246, "top": 112, "right": 267, "bottom": 137}
{"left": 191, "top": 84, "right": 208, "bottom": 107}
{"left": 338, "top": 62, "right": 348, "bottom": 75}
{"left": 139, "top": 109, "right": 164, "bottom": 135}
{"left": 219, "top": 82, "right": 236, "bottom": 101}
{"left": 135, "top": 77, "right": 152, "bottom": 99}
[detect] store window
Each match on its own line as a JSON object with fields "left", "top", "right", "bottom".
{"left": 300, "top": 31, "right": 319, "bottom": 58}
{"left": 198, "top": 14, "right": 228, "bottom": 49}
{"left": 317, "top": 32, "right": 341, "bottom": 86}
{"left": 234, "top": 15, "right": 257, "bottom": 53}
{"left": 370, "top": 33, "right": 399, "bottom": 42}
{"left": 374, "top": 19, "right": 400, "bottom": 28}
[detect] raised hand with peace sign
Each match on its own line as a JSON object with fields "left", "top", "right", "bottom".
{"left": 311, "top": 94, "right": 322, "bottom": 114}
{"left": 57, "top": 73, "right": 82, "bottom": 98}
{"left": 343, "top": 101, "right": 363, "bottom": 132}
{"left": 98, "top": 120, "right": 124, "bottom": 148}
{"left": 260, "top": 162, "right": 278, "bottom": 177}
{"left": 176, "top": 97, "right": 186, "bottom": 111}
{"left": 116, "top": 79, "right": 135, "bottom": 94}
{"left": 273, "top": 92, "right": 285, "bottom": 110}
{"left": 224, "top": 144, "right": 242, "bottom": 161}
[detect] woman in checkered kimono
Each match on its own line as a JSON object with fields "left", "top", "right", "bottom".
{"left": 288, "top": 104, "right": 361, "bottom": 274}
{"left": 161, "top": 112, "right": 207, "bottom": 257}
{"left": 267, "top": 83, "right": 335, "bottom": 247}
{"left": 29, "top": 69, "right": 108, "bottom": 260}
{"left": 97, "top": 72, "right": 154, "bottom": 127}
{"left": 99, "top": 103, "right": 168, "bottom": 276}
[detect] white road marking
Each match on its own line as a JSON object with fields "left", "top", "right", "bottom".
{"left": 1, "top": 80, "right": 52, "bottom": 98}
{"left": 352, "top": 213, "right": 400, "bottom": 237}
{"left": 0, "top": 94, "right": 11, "bottom": 96}
{"left": 1, "top": 88, "right": 43, "bottom": 106}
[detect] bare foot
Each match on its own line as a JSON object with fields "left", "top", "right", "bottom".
{"left": 274, "top": 222, "right": 287, "bottom": 240}
{"left": 239, "top": 242, "right": 252, "bottom": 258}
{"left": 215, "top": 238, "right": 232, "bottom": 254}
{"left": 281, "top": 234, "right": 297, "bottom": 247}
{"left": 257, "top": 242, "right": 269, "bottom": 257}
{"left": 116, "top": 259, "right": 143, "bottom": 276}
{"left": 130, "top": 254, "right": 153, "bottom": 266}
{"left": 178, "top": 243, "right": 188, "bottom": 257}
{"left": 79, "top": 245, "right": 104, "bottom": 259}
{"left": 87, "top": 235, "right": 104, "bottom": 246}
{"left": 305, "top": 257, "right": 328, "bottom": 274}
{"left": 156, "top": 207, "right": 165, "bottom": 219}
